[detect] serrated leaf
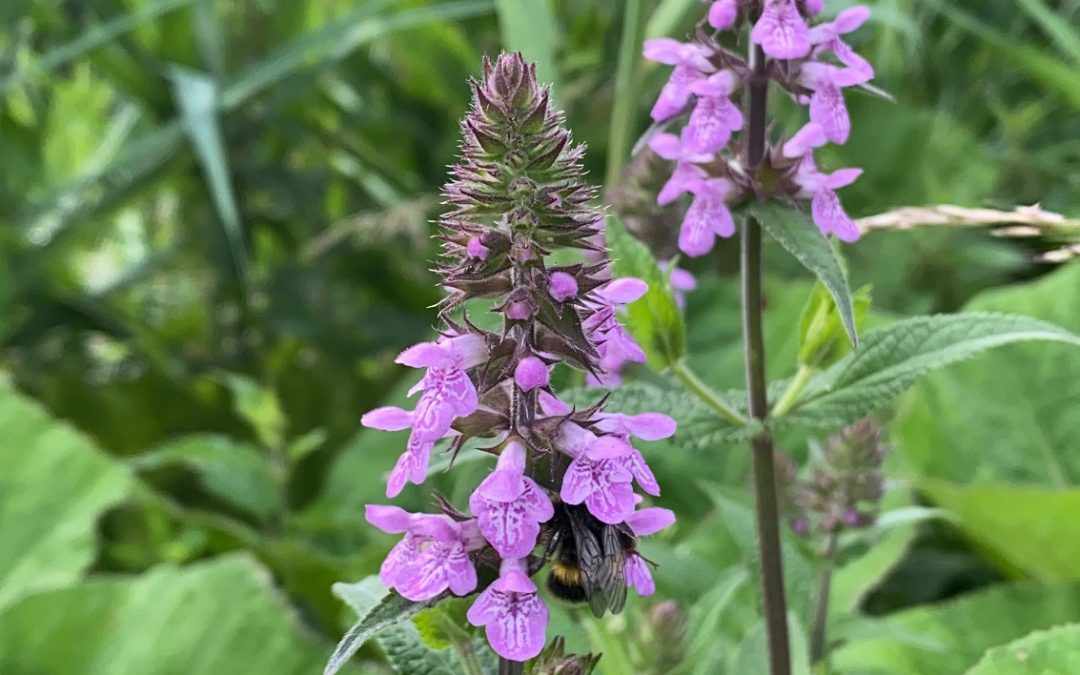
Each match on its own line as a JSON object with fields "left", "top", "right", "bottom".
{"left": 832, "top": 582, "right": 1080, "bottom": 675}
{"left": 965, "top": 623, "right": 1080, "bottom": 674}
{"left": 0, "top": 375, "right": 131, "bottom": 610}
{"left": 607, "top": 215, "right": 687, "bottom": 369}
{"left": 750, "top": 202, "right": 858, "bottom": 346}
{"left": 327, "top": 577, "right": 458, "bottom": 675}
{"left": 781, "top": 313, "right": 1080, "bottom": 429}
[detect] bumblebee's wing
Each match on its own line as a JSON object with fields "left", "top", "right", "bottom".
{"left": 565, "top": 510, "right": 608, "bottom": 618}
{"left": 601, "top": 524, "right": 627, "bottom": 615}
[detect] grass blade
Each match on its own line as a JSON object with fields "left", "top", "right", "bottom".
{"left": 606, "top": 0, "right": 647, "bottom": 189}
{"left": 493, "top": 0, "right": 560, "bottom": 90}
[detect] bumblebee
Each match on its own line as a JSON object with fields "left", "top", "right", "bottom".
{"left": 543, "top": 500, "right": 633, "bottom": 618}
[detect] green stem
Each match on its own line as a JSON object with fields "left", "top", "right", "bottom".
{"left": 809, "top": 531, "right": 840, "bottom": 667}
{"left": 742, "top": 38, "right": 792, "bottom": 675}
{"left": 672, "top": 360, "right": 748, "bottom": 426}
{"left": 771, "top": 364, "right": 815, "bottom": 417}
{"left": 605, "top": 0, "right": 646, "bottom": 189}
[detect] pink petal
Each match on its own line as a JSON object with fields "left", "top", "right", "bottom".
{"left": 538, "top": 390, "right": 572, "bottom": 417}
{"left": 809, "top": 82, "right": 851, "bottom": 144}
{"left": 625, "top": 554, "right": 656, "bottom": 596}
{"left": 625, "top": 507, "right": 676, "bottom": 537}
{"left": 643, "top": 38, "right": 686, "bottom": 65}
{"left": 585, "top": 479, "right": 636, "bottom": 525}
{"left": 688, "top": 70, "right": 739, "bottom": 98}
{"left": 361, "top": 406, "right": 413, "bottom": 431}
{"left": 824, "top": 167, "right": 863, "bottom": 190}
{"left": 627, "top": 450, "right": 661, "bottom": 496}
{"left": 601, "top": 277, "right": 649, "bottom": 305}
{"left": 750, "top": 0, "right": 811, "bottom": 60}
{"left": 559, "top": 460, "right": 595, "bottom": 505}
{"left": 443, "top": 333, "right": 488, "bottom": 369}
{"left": 680, "top": 195, "right": 719, "bottom": 257}
{"left": 482, "top": 591, "right": 548, "bottom": 661}
{"left": 647, "top": 133, "right": 684, "bottom": 161}
{"left": 466, "top": 236, "right": 489, "bottom": 260}
{"left": 395, "top": 341, "right": 449, "bottom": 368}
{"left": 548, "top": 271, "right": 578, "bottom": 302}
{"left": 782, "top": 122, "right": 828, "bottom": 158}
{"left": 496, "top": 439, "right": 527, "bottom": 473}
{"left": 812, "top": 189, "right": 861, "bottom": 242}
{"left": 474, "top": 500, "right": 540, "bottom": 558}
{"left": 586, "top": 435, "right": 634, "bottom": 460}
{"left": 621, "top": 412, "right": 678, "bottom": 440}
{"left": 445, "top": 544, "right": 478, "bottom": 595}
{"left": 365, "top": 504, "right": 412, "bottom": 533}
{"left": 708, "top": 0, "right": 739, "bottom": 30}
{"left": 834, "top": 6, "right": 872, "bottom": 34}
{"left": 514, "top": 356, "right": 550, "bottom": 392}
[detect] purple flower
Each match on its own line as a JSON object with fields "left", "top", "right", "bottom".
{"left": 548, "top": 271, "right": 578, "bottom": 302}
{"left": 469, "top": 440, "right": 555, "bottom": 558}
{"left": 751, "top": 0, "right": 811, "bottom": 60}
{"left": 666, "top": 263, "right": 697, "bottom": 310}
{"left": 361, "top": 333, "right": 487, "bottom": 497}
{"left": 800, "top": 62, "right": 872, "bottom": 144}
{"left": 643, "top": 39, "right": 715, "bottom": 121}
{"left": 594, "top": 412, "right": 676, "bottom": 497}
{"left": 684, "top": 71, "right": 744, "bottom": 153}
{"left": 365, "top": 504, "right": 484, "bottom": 601}
{"left": 558, "top": 422, "right": 636, "bottom": 524}
{"left": 514, "top": 356, "right": 550, "bottom": 392}
{"left": 680, "top": 177, "right": 736, "bottom": 257}
{"left": 782, "top": 121, "right": 828, "bottom": 159}
{"left": 622, "top": 506, "right": 676, "bottom": 597}
{"left": 466, "top": 236, "right": 489, "bottom": 260}
{"left": 648, "top": 132, "right": 712, "bottom": 205}
{"left": 582, "top": 278, "right": 649, "bottom": 385}
{"left": 708, "top": 0, "right": 739, "bottom": 30}
{"left": 809, "top": 6, "right": 874, "bottom": 78}
{"left": 794, "top": 159, "right": 863, "bottom": 242}
{"left": 467, "top": 558, "right": 549, "bottom": 662}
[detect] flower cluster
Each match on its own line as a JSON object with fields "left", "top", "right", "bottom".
{"left": 359, "top": 53, "right": 675, "bottom": 663}
{"left": 645, "top": 0, "right": 875, "bottom": 256}
{"left": 788, "top": 417, "right": 887, "bottom": 535}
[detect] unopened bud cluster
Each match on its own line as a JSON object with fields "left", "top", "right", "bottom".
{"left": 360, "top": 54, "right": 675, "bottom": 663}
{"left": 645, "top": 0, "right": 876, "bottom": 256}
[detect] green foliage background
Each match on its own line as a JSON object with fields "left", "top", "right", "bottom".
{"left": 2, "top": 1, "right": 1080, "bottom": 673}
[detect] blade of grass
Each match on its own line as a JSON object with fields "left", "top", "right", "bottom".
{"left": 1017, "top": 0, "right": 1080, "bottom": 67}
{"left": 645, "top": 0, "right": 698, "bottom": 39}
{"left": 605, "top": 0, "right": 647, "bottom": 190}
{"left": 0, "top": 0, "right": 193, "bottom": 95}
{"left": 21, "top": 0, "right": 495, "bottom": 246}
{"left": 935, "top": 3, "right": 1080, "bottom": 111}
{"left": 493, "top": 0, "right": 559, "bottom": 90}
{"left": 168, "top": 66, "right": 248, "bottom": 297}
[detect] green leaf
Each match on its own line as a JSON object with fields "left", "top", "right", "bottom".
{"left": 750, "top": 202, "right": 858, "bottom": 346}
{"left": 169, "top": 66, "right": 249, "bottom": 295}
{"left": 896, "top": 263, "right": 1080, "bottom": 485}
{"left": 494, "top": 0, "right": 560, "bottom": 89}
{"left": 328, "top": 577, "right": 458, "bottom": 675}
{"left": 0, "top": 555, "right": 339, "bottom": 674}
{"left": 731, "top": 613, "right": 811, "bottom": 675}
{"left": 128, "top": 434, "right": 280, "bottom": 520}
{"left": 919, "top": 479, "right": 1080, "bottom": 580}
{"left": 782, "top": 313, "right": 1080, "bottom": 429}
{"left": 965, "top": 624, "right": 1080, "bottom": 675}
{"left": 832, "top": 582, "right": 1080, "bottom": 675}
{"left": 607, "top": 215, "right": 687, "bottom": 369}
{"left": 0, "top": 375, "right": 131, "bottom": 609}
{"left": 219, "top": 373, "right": 288, "bottom": 450}
{"left": 798, "top": 282, "right": 871, "bottom": 370}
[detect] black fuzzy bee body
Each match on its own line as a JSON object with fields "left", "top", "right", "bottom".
{"left": 544, "top": 500, "right": 633, "bottom": 618}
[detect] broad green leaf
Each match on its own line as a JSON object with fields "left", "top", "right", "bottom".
{"left": 832, "top": 582, "right": 1080, "bottom": 675}
{"left": 896, "top": 263, "right": 1080, "bottom": 485}
{"left": 965, "top": 624, "right": 1080, "bottom": 675}
{"left": 919, "top": 479, "right": 1080, "bottom": 580}
{"left": 750, "top": 202, "right": 858, "bottom": 346}
{"left": 831, "top": 525, "right": 919, "bottom": 615}
{"left": 607, "top": 215, "right": 687, "bottom": 369}
{"left": 328, "top": 577, "right": 458, "bottom": 675}
{"left": 494, "top": 0, "right": 559, "bottom": 89}
{"left": 169, "top": 66, "right": 248, "bottom": 295}
{"left": 782, "top": 313, "right": 1080, "bottom": 429}
{"left": 0, "top": 375, "right": 131, "bottom": 609}
{"left": 128, "top": 434, "right": 279, "bottom": 520}
{"left": 0, "top": 555, "right": 339, "bottom": 674}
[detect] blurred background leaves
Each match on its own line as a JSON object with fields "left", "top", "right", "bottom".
{"left": 2, "top": 0, "right": 1080, "bottom": 673}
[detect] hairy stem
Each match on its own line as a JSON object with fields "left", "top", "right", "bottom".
{"left": 809, "top": 531, "right": 840, "bottom": 666}
{"left": 771, "top": 364, "right": 814, "bottom": 417}
{"left": 742, "top": 41, "right": 792, "bottom": 675}
{"left": 673, "top": 360, "right": 748, "bottom": 425}
{"left": 498, "top": 658, "right": 524, "bottom": 675}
